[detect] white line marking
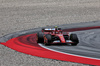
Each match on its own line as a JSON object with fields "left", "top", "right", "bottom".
{"left": 39, "top": 43, "right": 100, "bottom": 60}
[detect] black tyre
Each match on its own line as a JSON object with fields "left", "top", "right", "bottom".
{"left": 44, "top": 34, "right": 52, "bottom": 46}
{"left": 70, "top": 34, "right": 79, "bottom": 46}
{"left": 37, "top": 32, "right": 44, "bottom": 43}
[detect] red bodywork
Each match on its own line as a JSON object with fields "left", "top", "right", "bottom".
{"left": 42, "top": 28, "right": 74, "bottom": 44}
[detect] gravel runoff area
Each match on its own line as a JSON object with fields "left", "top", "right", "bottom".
{"left": 0, "top": 0, "right": 100, "bottom": 66}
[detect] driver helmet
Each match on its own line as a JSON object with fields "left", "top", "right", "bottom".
{"left": 55, "top": 26, "right": 58, "bottom": 28}
{"left": 55, "top": 26, "right": 58, "bottom": 30}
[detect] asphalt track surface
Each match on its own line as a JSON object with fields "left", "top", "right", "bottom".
{"left": 0, "top": 0, "right": 100, "bottom": 66}
{"left": 40, "top": 28, "right": 100, "bottom": 59}
{"left": 40, "top": 25, "right": 100, "bottom": 59}
{"left": 0, "top": 21, "right": 100, "bottom": 66}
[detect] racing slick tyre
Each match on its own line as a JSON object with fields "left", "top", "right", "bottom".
{"left": 44, "top": 34, "right": 52, "bottom": 46}
{"left": 37, "top": 32, "right": 44, "bottom": 43}
{"left": 70, "top": 34, "right": 79, "bottom": 46}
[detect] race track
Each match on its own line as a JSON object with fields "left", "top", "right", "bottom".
{"left": 0, "top": 21, "right": 100, "bottom": 65}
{"left": 41, "top": 27, "right": 100, "bottom": 59}
{"left": 0, "top": 0, "right": 100, "bottom": 66}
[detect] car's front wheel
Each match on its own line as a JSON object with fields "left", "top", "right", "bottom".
{"left": 44, "top": 34, "right": 52, "bottom": 46}
{"left": 70, "top": 34, "right": 79, "bottom": 46}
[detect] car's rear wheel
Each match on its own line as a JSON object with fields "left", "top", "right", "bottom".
{"left": 70, "top": 34, "right": 79, "bottom": 46}
{"left": 37, "top": 32, "right": 44, "bottom": 43}
{"left": 44, "top": 34, "right": 52, "bottom": 46}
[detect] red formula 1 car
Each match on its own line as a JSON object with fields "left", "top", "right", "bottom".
{"left": 37, "top": 26, "right": 79, "bottom": 46}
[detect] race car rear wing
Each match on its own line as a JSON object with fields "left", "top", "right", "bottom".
{"left": 42, "top": 28, "right": 55, "bottom": 32}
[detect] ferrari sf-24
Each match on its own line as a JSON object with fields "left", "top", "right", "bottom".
{"left": 37, "top": 26, "right": 79, "bottom": 46}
